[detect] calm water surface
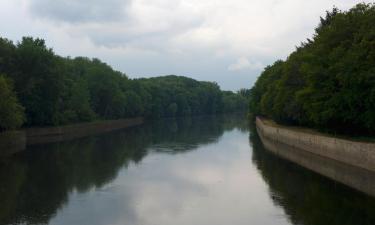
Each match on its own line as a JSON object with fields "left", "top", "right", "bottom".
{"left": 1, "top": 115, "right": 375, "bottom": 225}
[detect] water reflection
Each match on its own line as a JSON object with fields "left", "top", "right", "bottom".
{"left": 1, "top": 116, "right": 375, "bottom": 225}
{"left": 0, "top": 115, "right": 247, "bottom": 225}
{"left": 250, "top": 126, "right": 375, "bottom": 225}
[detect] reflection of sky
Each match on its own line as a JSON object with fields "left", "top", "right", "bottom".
{"left": 49, "top": 129, "right": 290, "bottom": 225}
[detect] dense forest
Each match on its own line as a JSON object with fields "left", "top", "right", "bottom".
{"left": 249, "top": 3, "right": 375, "bottom": 136}
{"left": 0, "top": 37, "right": 249, "bottom": 131}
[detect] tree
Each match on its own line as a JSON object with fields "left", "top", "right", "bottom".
{"left": 14, "top": 37, "right": 63, "bottom": 126}
{"left": 0, "top": 75, "right": 25, "bottom": 130}
{"left": 0, "top": 35, "right": 248, "bottom": 129}
{"left": 0, "top": 38, "right": 16, "bottom": 76}
{"left": 166, "top": 103, "right": 178, "bottom": 117}
{"left": 249, "top": 3, "right": 375, "bottom": 135}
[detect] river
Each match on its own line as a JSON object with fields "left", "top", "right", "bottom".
{"left": 0, "top": 115, "right": 374, "bottom": 225}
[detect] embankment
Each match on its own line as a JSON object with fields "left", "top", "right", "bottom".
{"left": 256, "top": 117, "right": 375, "bottom": 172}
{"left": 0, "top": 131, "right": 26, "bottom": 157}
{"left": 257, "top": 130, "right": 375, "bottom": 197}
{"left": 0, "top": 117, "right": 143, "bottom": 156}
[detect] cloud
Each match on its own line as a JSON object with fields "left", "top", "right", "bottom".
{"left": 228, "top": 58, "right": 263, "bottom": 71}
{"left": 25, "top": 0, "right": 370, "bottom": 56}
{"left": 29, "top": 0, "right": 131, "bottom": 23}
{"left": 1, "top": 0, "right": 373, "bottom": 90}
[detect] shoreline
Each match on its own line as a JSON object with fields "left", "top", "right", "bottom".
{"left": 0, "top": 117, "right": 144, "bottom": 156}
{"left": 257, "top": 129, "right": 375, "bottom": 197}
{"left": 256, "top": 117, "right": 375, "bottom": 172}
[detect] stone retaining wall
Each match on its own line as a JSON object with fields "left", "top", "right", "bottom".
{"left": 256, "top": 117, "right": 375, "bottom": 172}
{"left": 26, "top": 117, "right": 144, "bottom": 145}
{"left": 0, "top": 131, "right": 26, "bottom": 156}
{"left": 0, "top": 117, "right": 143, "bottom": 156}
{"left": 257, "top": 130, "right": 375, "bottom": 197}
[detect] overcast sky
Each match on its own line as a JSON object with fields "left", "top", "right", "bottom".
{"left": 0, "top": 0, "right": 370, "bottom": 90}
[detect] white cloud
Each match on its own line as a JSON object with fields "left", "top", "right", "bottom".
{"left": 0, "top": 0, "right": 373, "bottom": 90}
{"left": 29, "top": 0, "right": 130, "bottom": 23}
{"left": 228, "top": 57, "right": 263, "bottom": 71}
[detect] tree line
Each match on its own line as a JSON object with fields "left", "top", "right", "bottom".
{"left": 0, "top": 37, "right": 249, "bottom": 131}
{"left": 249, "top": 3, "right": 375, "bottom": 136}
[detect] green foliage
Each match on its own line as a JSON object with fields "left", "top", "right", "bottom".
{"left": 13, "top": 37, "right": 63, "bottom": 126}
{"left": 0, "top": 37, "right": 248, "bottom": 131}
{"left": 222, "top": 91, "right": 248, "bottom": 113}
{"left": 167, "top": 103, "right": 178, "bottom": 117}
{"left": 249, "top": 3, "right": 375, "bottom": 135}
{"left": 0, "top": 75, "right": 25, "bottom": 130}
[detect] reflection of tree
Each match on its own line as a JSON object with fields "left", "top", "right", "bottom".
{"left": 249, "top": 126, "right": 375, "bottom": 225}
{"left": 0, "top": 115, "right": 246, "bottom": 225}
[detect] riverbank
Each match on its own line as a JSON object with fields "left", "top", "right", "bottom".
{"left": 0, "top": 117, "right": 144, "bottom": 156}
{"left": 257, "top": 129, "right": 375, "bottom": 197}
{"left": 256, "top": 117, "right": 375, "bottom": 172}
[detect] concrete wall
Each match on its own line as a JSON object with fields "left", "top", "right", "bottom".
{"left": 257, "top": 129, "right": 375, "bottom": 197}
{"left": 256, "top": 117, "right": 375, "bottom": 172}
{"left": 26, "top": 117, "right": 144, "bottom": 145}
{"left": 0, "top": 117, "right": 143, "bottom": 156}
{"left": 0, "top": 131, "right": 26, "bottom": 156}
